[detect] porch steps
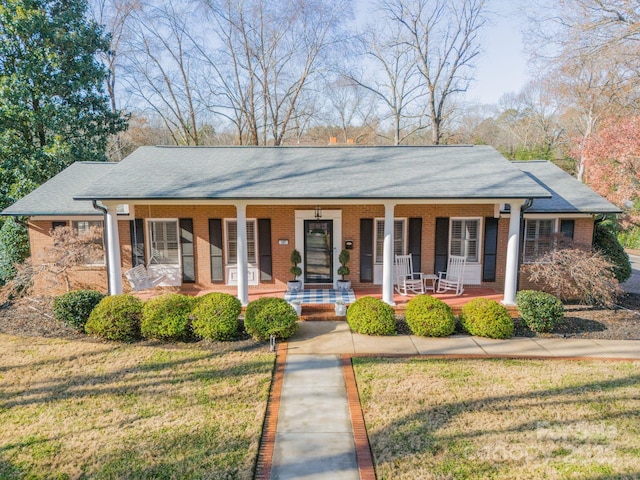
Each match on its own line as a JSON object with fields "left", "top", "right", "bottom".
{"left": 299, "top": 304, "right": 346, "bottom": 322}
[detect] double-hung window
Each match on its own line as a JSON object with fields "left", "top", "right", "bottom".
{"left": 225, "top": 220, "right": 257, "bottom": 265}
{"left": 524, "top": 219, "right": 555, "bottom": 263}
{"left": 450, "top": 218, "right": 480, "bottom": 262}
{"left": 148, "top": 220, "right": 180, "bottom": 265}
{"left": 71, "top": 220, "right": 105, "bottom": 265}
{"left": 374, "top": 219, "right": 406, "bottom": 264}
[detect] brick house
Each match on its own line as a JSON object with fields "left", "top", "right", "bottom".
{"left": 2, "top": 145, "right": 619, "bottom": 305}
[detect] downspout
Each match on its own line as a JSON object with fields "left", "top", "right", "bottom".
{"left": 593, "top": 214, "right": 606, "bottom": 245}
{"left": 517, "top": 199, "right": 534, "bottom": 291}
{"left": 92, "top": 200, "right": 110, "bottom": 294}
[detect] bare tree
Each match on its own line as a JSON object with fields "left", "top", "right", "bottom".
{"left": 524, "top": 0, "right": 640, "bottom": 179}
{"left": 198, "top": 0, "right": 352, "bottom": 146}
{"left": 552, "top": 55, "right": 638, "bottom": 180}
{"left": 382, "top": 0, "right": 488, "bottom": 144}
{"left": 495, "top": 81, "right": 565, "bottom": 160}
{"left": 347, "top": 22, "right": 427, "bottom": 145}
{"left": 90, "top": 0, "right": 141, "bottom": 160}
{"left": 122, "top": 0, "right": 202, "bottom": 145}
{"left": 319, "top": 77, "right": 377, "bottom": 144}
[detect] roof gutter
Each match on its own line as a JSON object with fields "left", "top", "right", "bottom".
{"left": 92, "top": 200, "right": 111, "bottom": 294}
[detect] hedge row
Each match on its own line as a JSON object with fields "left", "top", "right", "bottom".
{"left": 55, "top": 289, "right": 565, "bottom": 342}
{"left": 54, "top": 291, "right": 297, "bottom": 343}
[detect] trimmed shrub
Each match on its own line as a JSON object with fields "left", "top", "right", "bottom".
{"left": 53, "top": 290, "right": 106, "bottom": 331}
{"left": 346, "top": 296, "right": 396, "bottom": 336}
{"left": 516, "top": 290, "right": 564, "bottom": 333}
{"left": 244, "top": 297, "right": 298, "bottom": 341}
{"left": 141, "top": 294, "right": 196, "bottom": 341}
{"left": 191, "top": 292, "right": 242, "bottom": 341}
{"left": 405, "top": 295, "right": 455, "bottom": 337}
{"left": 460, "top": 298, "right": 513, "bottom": 339}
{"left": 85, "top": 294, "right": 143, "bottom": 342}
{"left": 594, "top": 222, "right": 631, "bottom": 283}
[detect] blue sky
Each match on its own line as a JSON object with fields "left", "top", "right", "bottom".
{"left": 465, "top": 0, "right": 530, "bottom": 104}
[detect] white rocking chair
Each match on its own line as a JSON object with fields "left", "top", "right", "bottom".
{"left": 124, "top": 264, "right": 166, "bottom": 291}
{"left": 437, "top": 255, "right": 466, "bottom": 296}
{"left": 394, "top": 254, "right": 425, "bottom": 296}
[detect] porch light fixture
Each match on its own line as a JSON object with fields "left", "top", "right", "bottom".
{"left": 314, "top": 206, "right": 322, "bottom": 220}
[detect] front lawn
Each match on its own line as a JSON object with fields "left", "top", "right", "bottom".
{"left": 0, "top": 334, "right": 274, "bottom": 479}
{"left": 353, "top": 358, "right": 640, "bottom": 480}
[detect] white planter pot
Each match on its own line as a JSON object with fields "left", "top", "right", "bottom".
{"left": 336, "top": 280, "right": 351, "bottom": 292}
{"left": 287, "top": 280, "right": 302, "bottom": 293}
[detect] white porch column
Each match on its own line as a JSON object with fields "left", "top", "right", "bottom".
{"left": 382, "top": 202, "right": 396, "bottom": 305}
{"left": 235, "top": 202, "right": 249, "bottom": 306}
{"left": 105, "top": 205, "right": 122, "bottom": 295}
{"left": 503, "top": 202, "right": 522, "bottom": 305}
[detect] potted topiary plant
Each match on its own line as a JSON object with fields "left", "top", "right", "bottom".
{"left": 337, "top": 249, "right": 351, "bottom": 292}
{"left": 288, "top": 249, "right": 302, "bottom": 292}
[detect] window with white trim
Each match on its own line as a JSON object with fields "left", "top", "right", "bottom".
{"left": 72, "top": 220, "right": 105, "bottom": 265}
{"left": 374, "top": 219, "right": 406, "bottom": 264}
{"left": 148, "top": 220, "right": 180, "bottom": 265}
{"left": 450, "top": 218, "right": 480, "bottom": 262}
{"left": 523, "top": 219, "right": 555, "bottom": 263}
{"left": 225, "top": 219, "right": 257, "bottom": 264}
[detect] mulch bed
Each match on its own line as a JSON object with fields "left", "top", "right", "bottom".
{"left": 396, "top": 293, "right": 640, "bottom": 340}
{"left": 3, "top": 294, "right": 640, "bottom": 341}
{"left": 0, "top": 295, "right": 263, "bottom": 354}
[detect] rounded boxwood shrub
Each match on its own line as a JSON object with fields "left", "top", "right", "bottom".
{"left": 516, "top": 290, "right": 564, "bottom": 333}
{"left": 191, "top": 292, "right": 242, "bottom": 341}
{"left": 346, "top": 296, "right": 396, "bottom": 336}
{"left": 85, "top": 294, "right": 143, "bottom": 342}
{"left": 405, "top": 295, "right": 455, "bottom": 337}
{"left": 244, "top": 297, "right": 298, "bottom": 341}
{"left": 141, "top": 293, "right": 196, "bottom": 341}
{"left": 460, "top": 298, "right": 513, "bottom": 339}
{"left": 53, "top": 290, "right": 106, "bottom": 331}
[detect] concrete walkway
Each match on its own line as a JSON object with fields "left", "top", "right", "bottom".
{"left": 622, "top": 252, "right": 640, "bottom": 294}
{"left": 286, "top": 321, "right": 640, "bottom": 359}
{"left": 271, "top": 354, "right": 359, "bottom": 480}
{"left": 268, "top": 323, "right": 639, "bottom": 479}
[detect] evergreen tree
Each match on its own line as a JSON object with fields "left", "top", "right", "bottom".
{"left": 0, "top": 0, "right": 126, "bottom": 210}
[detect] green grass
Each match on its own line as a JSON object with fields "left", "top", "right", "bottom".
{"left": 0, "top": 334, "right": 274, "bottom": 479}
{"left": 353, "top": 357, "right": 640, "bottom": 480}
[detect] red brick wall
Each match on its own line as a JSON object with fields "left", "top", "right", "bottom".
{"left": 26, "top": 208, "right": 596, "bottom": 295}
{"left": 518, "top": 217, "right": 594, "bottom": 290}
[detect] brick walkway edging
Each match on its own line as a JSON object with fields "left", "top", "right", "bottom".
{"left": 342, "top": 355, "right": 377, "bottom": 480}
{"left": 254, "top": 343, "right": 287, "bottom": 480}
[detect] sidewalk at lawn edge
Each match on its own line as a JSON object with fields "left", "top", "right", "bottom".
{"left": 285, "top": 321, "right": 640, "bottom": 359}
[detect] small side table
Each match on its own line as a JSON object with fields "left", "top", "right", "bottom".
{"left": 422, "top": 274, "right": 438, "bottom": 292}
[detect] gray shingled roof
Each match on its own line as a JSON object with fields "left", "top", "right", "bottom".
{"left": 74, "top": 145, "right": 552, "bottom": 201}
{"left": 2, "top": 162, "right": 113, "bottom": 216}
{"left": 515, "top": 161, "right": 621, "bottom": 214}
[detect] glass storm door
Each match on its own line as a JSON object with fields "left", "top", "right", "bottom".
{"left": 304, "top": 220, "right": 333, "bottom": 284}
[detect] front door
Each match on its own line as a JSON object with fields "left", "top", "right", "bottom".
{"left": 304, "top": 220, "right": 333, "bottom": 284}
